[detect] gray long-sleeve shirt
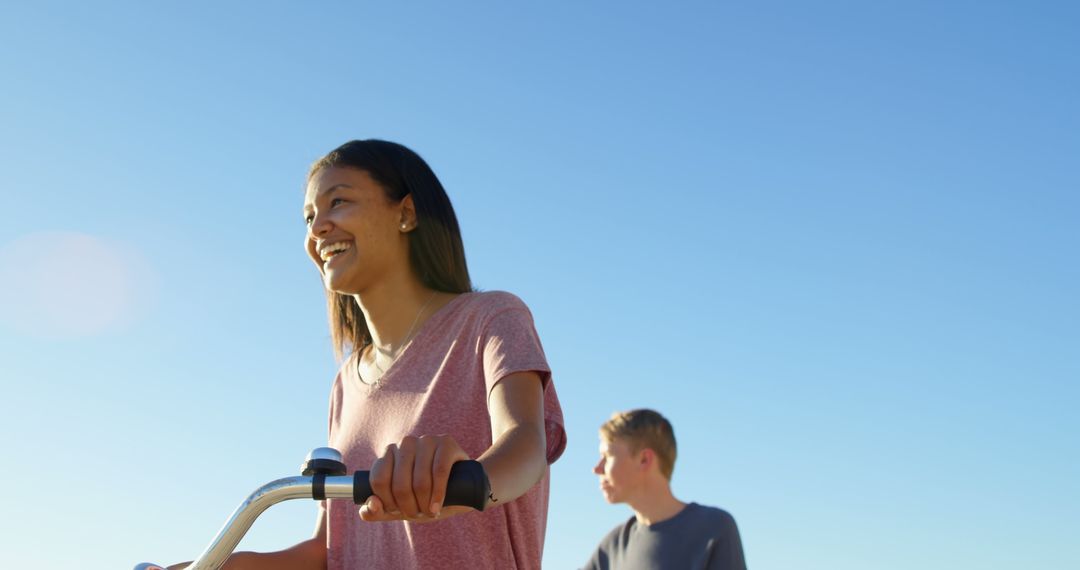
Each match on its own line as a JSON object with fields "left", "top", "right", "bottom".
{"left": 582, "top": 503, "right": 747, "bottom": 570}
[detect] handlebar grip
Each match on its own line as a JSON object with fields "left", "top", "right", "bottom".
{"left": 352, "top": 459, "right": 490, "bottom": 512}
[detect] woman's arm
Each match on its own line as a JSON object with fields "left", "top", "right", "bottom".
{"left": 167, "top": 510, "right": 327, "bottom": 570}
{"left": 360, "top": 371, "right": 547, "bottom": 521}
{"left": 476, "top": 371, "right": 548, "bottom": 505}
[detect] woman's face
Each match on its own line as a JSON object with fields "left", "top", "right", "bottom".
{"left": 303, "top": 166, "right": 412, "bottom": 294}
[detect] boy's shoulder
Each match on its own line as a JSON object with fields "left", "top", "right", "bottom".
{"left": 604, "top": 503, "right": 736, "bottom": 539}
{"left": 685, "top": 502, "right": 737, "bottom": 524}
{"left": 680, "top": 503, "right": 739, "bottom": 533}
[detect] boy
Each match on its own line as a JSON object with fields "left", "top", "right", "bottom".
{"left": 583, "top": 409, "right": 747, "bottom": 570}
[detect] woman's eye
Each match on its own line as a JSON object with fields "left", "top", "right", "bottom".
{"left": 304, "top": 199, "right": 345, "bottom": 225}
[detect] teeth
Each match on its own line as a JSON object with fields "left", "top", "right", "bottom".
{"left": 319, "top": 242, "right": 351, "bottom": 261}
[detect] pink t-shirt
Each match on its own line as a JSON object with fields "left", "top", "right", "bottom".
{"left": 322, "top": 291, "right": 566, "bottom": 570}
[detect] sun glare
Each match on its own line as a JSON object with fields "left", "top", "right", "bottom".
{"left": 0, "top": 231, "right": 155, "bottom": 338}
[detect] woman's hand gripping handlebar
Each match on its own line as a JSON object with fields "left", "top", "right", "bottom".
{"left": 134, "top": 447, "right": 490, "bottom": 570}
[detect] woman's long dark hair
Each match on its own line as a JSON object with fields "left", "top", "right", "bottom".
{"left": 307, "top": 139, "right": 473, "bottom": 359}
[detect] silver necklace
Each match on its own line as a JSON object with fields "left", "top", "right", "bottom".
{"left": 359, "top": 291, "right": 437, "bottom": 385}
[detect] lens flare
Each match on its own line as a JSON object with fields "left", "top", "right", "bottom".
{"left": 0, "top": 231, "right": 155, "bottom": 338}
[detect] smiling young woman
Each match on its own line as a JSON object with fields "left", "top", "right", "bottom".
{"left": 170, "top": 140, "right": 566, "bottom": 570}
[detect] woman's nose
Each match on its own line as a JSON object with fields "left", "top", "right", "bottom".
{"left": 592, "top": 460, "right": 603, "bottom": 475}
{"left": 308, "top": 211, "right": 332, "bottom": 237}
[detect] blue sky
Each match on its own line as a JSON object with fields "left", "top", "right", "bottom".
{"left": 1, "top": 2, "right": 1077, "bottom": 568}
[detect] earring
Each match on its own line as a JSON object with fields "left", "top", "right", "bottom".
{"left": 401, "top": 223, "right": 408, "bottom": 231}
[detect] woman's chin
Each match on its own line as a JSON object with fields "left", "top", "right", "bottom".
{"left": 323, "top": 273, "right": 360, "bottom": 295}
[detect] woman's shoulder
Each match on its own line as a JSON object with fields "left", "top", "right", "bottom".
{"left": 457, "top": 290, "right": 532, "bottom": 315}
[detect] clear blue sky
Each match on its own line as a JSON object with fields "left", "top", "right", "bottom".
{"left": 1, "top": 2, "right": 1077, "bottom": 569}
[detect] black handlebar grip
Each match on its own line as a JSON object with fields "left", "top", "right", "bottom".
{"left": 352, "top": 459, "right": 490, "bottom": 512}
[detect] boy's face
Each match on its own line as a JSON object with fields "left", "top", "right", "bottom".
{"left": 593, "top": 436, "right": 643, "bottom": 504}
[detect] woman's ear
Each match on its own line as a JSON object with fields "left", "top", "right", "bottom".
{"left": 399, "top": 194, "right": 417, "bottom": 231}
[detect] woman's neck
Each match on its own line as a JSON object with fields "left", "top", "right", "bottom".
{"left": 353, "top": 273, "right": 434, "bottom": 349}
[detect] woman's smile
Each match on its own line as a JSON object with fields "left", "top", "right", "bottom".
{"left": 318, "top": 240, "right": 354, "bottom": 270}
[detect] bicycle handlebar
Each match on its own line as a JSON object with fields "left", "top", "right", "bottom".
{"left": 351, "top": 460, "right": 489, "bottom": 509}
{"left": 135, "top": 448, "right": 490, "bottom": 570}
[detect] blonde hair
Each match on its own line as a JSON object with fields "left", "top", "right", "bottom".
{"left": 600, "top": 409, "right": 677, "bottom": 480}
